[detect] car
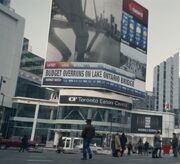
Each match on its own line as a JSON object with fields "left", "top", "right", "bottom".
{"left": 0, "top": 137, "right": 9, "bottom": 149}
{"left": 75, "top": 143, "right": 103, "bottom": 154}
{"left": 56, "top": 137, "right": 103, "bottom": 154}
{"left": 0, "top": 136, "right": 36, "bottom": 150}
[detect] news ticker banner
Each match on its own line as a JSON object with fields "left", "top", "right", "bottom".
{"left": 42, "top": 62, "right": 145, "bottom": 98}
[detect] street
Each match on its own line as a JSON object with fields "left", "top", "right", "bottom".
{"left": 0, "top": 149, "right": 179, "bottom": 164}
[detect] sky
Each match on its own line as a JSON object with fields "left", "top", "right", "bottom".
{"left": 10, "top": 0, "right": 180, "bottom": 92}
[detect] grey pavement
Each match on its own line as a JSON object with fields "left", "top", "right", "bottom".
{"left": 0, "top": 150, "right": 179, "bottom": 164}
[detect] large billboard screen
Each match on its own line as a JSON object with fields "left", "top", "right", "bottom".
{"left": 42, "top": 0, "right": 148, "bottom": 98}
{"left": 131, "top": 114, "right": 162, "bottom": 134}
{"left": 120, "top": 0, "right": 148, "bottom": 82}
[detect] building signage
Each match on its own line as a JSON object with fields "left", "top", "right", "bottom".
{"left": 43, "top": 62, "right": 145, "bottom": 97}
{"left": 59, "top": 95, "right": 132, "bottom": 110}
{"left": 131, "top": 114, "right": 162, "bottom": 134}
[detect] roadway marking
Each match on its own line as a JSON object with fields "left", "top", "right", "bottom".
{"left": 29, "top": 155, "right": 46, "bottom": 158}
{"left": 129, "top": 158, "right": 145, "bottom": 161}
{"left": 27, "top": 159, "right": 53, "bottom": 162}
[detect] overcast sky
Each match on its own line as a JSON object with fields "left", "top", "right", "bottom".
{"left": 10, "top": 0, "right": 180, "bottom": 91}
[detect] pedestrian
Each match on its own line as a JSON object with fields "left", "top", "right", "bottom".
{"left": 144, "top": 141, "right": 149, "bottom": 156}
{"left": 19, "top": 135, "right": 28, "bottom": 152}
{"left": 127, "top": 141, "right": 133, "bottom": 155}
{"left": 114, "top": 133, "right": 121, "bottom": 157}
{"left": 178, "top": 144, "right": 180, "bottom": 155}
{"left": 120, "top": 132, "right": 127, "bottom": 156}
{"left": 137, "top": 138, "right": 143, "bottom": 155}
{"left": 81, "top": 119, "right": 95, "bottom": 160}
{"left": 171, "top": 133, "right": 178, "bottom": 157}
{"left": 57, "top": 136, "right": 64, "bottom": 153}
{"left": 152, "top": 131, "right": 162, "bottom": 158}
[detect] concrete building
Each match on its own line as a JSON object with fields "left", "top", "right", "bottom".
{"left": 0, "top": 4, "right": 25, "bottom": 108}
{"left": 0, "top": 3, "right": 24, "bottom": 136}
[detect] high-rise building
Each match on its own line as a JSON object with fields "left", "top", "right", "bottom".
{"left": 153, "top": 53, "right": 179, "bottom": 114}
{"left": 153, "top": 53, "right": 180, "bottom": 129}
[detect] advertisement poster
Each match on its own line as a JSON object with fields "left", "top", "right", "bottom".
{"left": 42, "top": 0, "right": 148, "bottom": 98}
{"left": 131, "top": 114, "right": 162, "bottom": 134}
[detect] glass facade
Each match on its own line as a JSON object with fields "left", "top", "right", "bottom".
{"left": 0, "top": 106, "right": 16, "bottom": 138}
{"left": 15, "top": 77, "right": 53, "bottom": 100}
{"left": 14, "top": 103, "right": 36, "bottom": 118}
{"left": 0, "top": 0, "right": 10, "bottom": 6}
{"left": 10, "top": 97, "right": 168, "bottom": 147}
{"left": 16, "top": 52, "right": 55, "bottom": 100}
{"left": 10, "top": 102, "right": 132, "bottom": 143}
{"left": 55, "top": 106, "right": 130, "bottom": 126}
{"left": 133, "top": 91, "right": 155, "bottom": 110}
{"left": 20, "top": 52, "right": 44, "bottom": 77}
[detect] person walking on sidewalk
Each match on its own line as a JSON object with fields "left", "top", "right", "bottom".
{"left": 171, "top": 133, "right": 178, "bottom": 157}
{"left": 114, "top": 132, "right": 121, "bottom": 157}
{"left": 19, "top": 135, "right": 28, "bottom": 152}
{"left": 152, "top": 131, "right": 162, "bottom": 158}
{"left": 57, "top": 136, "right": 64, "bottom": 153}
{"left": 120, "top": 132, "right": 127, "bottom": 156}
{"left": 81, "top": 119, "right": 95, "bottom": 160}
{"left": 144, "top": 141, "right": 149, "bottom": 156}
{"left": 127, "top": 141, "right": 133, "bottom": 155}
{"left": 137, "top": 138, "right": 143, "bottom": 155}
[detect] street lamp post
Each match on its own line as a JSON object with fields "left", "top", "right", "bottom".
{"left": 0, "top": 76, "right": 6, "bottom": 91}
{"left": 0, "top": 76, "right": 6, "bottom": 137}
{"left": 109, "top": 118, "right": 113, "bottom": 147}
{"left": 0, "top": 76, "right": 6, "bottom": 107}
{"left": 109, "top": 114, "right": 118, "bottom": 148}
{"left": 0, "top": 93, "right": 5, "bottom": 134}
{"left": 1, "top": 93, "right": 5, "bottom": 106}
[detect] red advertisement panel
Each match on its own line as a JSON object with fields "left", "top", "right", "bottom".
{"left": 123, "top": 0, "right": 148, "bottom": 25}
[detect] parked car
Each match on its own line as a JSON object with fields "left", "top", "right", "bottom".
{"left": 61, "top": 137, "right": 103, "bottom": 154}
{"left": 75, "top": 143, "right": 103, "bottom": 154}
{"left": 0, "top": 136, "right": 36, "bottom": 150}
